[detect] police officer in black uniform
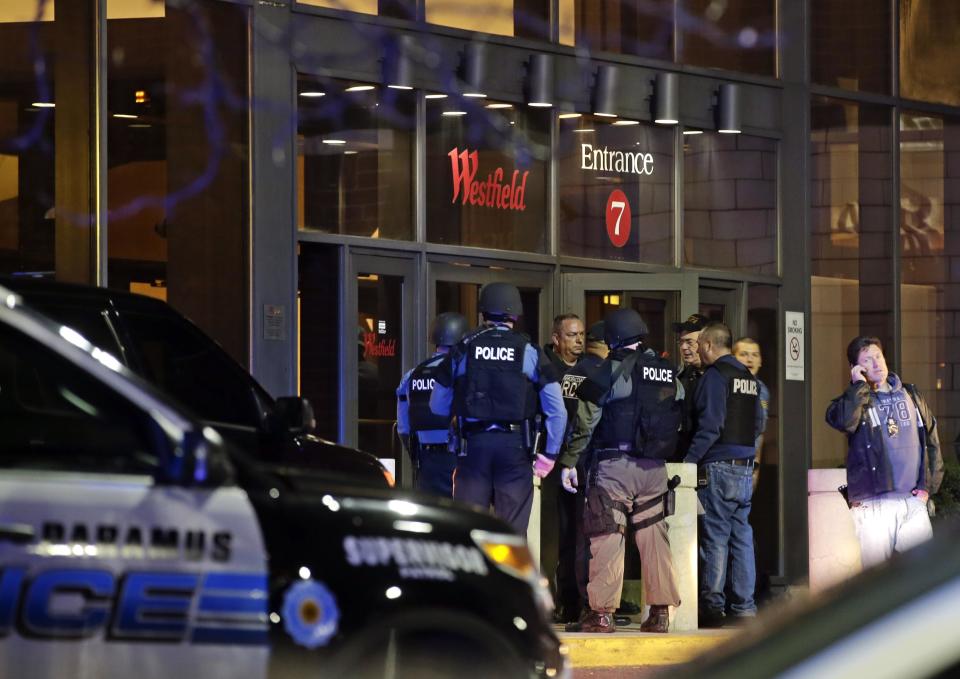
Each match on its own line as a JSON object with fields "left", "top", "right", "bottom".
{"left": 559, "top": 309, "right": 682, "bottom": 633}
{"left": 430, "top": 283, "right": 567, "bottom": 534}
{"left": 396, "top": 312, "right": 469, "bottom": 497}
{"left": 673, "top": 313, "right": 709, "bottom": 460}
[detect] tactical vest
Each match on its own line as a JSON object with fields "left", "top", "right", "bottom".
{"left": 586, "top": 350, "right": 681, "bottom": 459}
{"left": 408, "top": 355, "right": 451, "bottom": 433}
{"left": 453, "top": 327, "right": 536, "bottom": 421}
{"left": 712, "top": 359, "right": 759, "bottom": 446}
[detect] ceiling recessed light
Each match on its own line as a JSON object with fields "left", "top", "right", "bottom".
{"left": 387, "top": 85, "right": 413, "bottom": 90}
{"left": 442, "top": 111, "right": 467, "bottom": 116}
{"left": 528, "top": 102, "right": 553, "bottom": 108}
{"left": 594, "top": 112, "right": 617, "bottom": 118}
{"left": 425, "top": 93, "right": 448, "bottom": 99}
{"left": 655, "top": 118, "right": 679, "bottom": 125}
{"left": 574, "top": 128, "right": 595, "bottom": 133}
{"left": 683, "top": 129, "right": 703, "bottom": 135}
{"left": 558, "top": 113, "right": 581, "bottom": 119}
{"left": 463, "top": 92, "right": 487, "bottom": 99}
{"left": 112, "top": 113, "right": 138, "bottom": 119}
{"left": 486, "top": 103, "right": 513, "bottom": 109}
{"left": 612, "top": 120, "right": 639, "bottom": 126}
{"left": 322, "top": 139, "right": 346, "bottom": 145}
{"left": 32, "top": 102, "right": 55, "bottom": 108}
{"left": 299, "top": 91, "right": 326, "bottom": 98}
{"left": 345, "top": 85, "right": 376, "bottom": 92}
{"left": 343, "top": 150, "right": 358, "bottom": 155}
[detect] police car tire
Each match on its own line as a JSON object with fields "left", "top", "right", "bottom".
{"left": 329, "top": 608, "right": 527, "bottom": 678}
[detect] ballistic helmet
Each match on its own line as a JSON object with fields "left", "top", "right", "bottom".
{"left": 431, "top": 312, "right": 469, "bottom": 347}
{"left": 604, "top": 308, "right": 648, "bottom": 349}
{"left": 478, "top": 282, "right": 523, "bottom": 320}
{"left": 586, "top": 321, "right": 606, "bottom": 344}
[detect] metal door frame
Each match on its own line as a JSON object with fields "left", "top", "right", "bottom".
{"left": 561, "top": 272, "right": 700, "bottom": 322}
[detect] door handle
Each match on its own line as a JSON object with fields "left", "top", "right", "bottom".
{"left": 0, "top": 523, "right": 34, "bottom": 544}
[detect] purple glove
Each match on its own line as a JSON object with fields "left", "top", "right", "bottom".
{"left": 533, "top": 453, "right": 556, "bottom": 479}
{"left": 560, "top": 466, "right": 578, "bottom": 493}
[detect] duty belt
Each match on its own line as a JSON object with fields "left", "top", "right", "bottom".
{"left": 461, "top": 421, "right": 523, "bottom": 436}
{"left": 417, "top": 442, "right": 449, "bottom": 452}
{"left": 595, "top": 442, "right": 639, "bottom": 462}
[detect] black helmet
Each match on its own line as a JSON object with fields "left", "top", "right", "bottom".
{"left": 478, "top": 282, "right": 523, "bottom": 320}
{"left": 604, "top": 308, "right": 648, "bottom": 349}
{"left": 586, "top": 321, "right": 606, "bottom": 343}
{"left": 431, "top": 312, "right": 469, "bottom": 347}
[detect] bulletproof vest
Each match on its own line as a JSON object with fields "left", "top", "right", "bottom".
{"left": 712, "top": 359, "right": 759, "bottom": 446}
{"left": 588, "top": 350, "right": 681, "bottom": 459}
{"left": 453, "top": 327, "right": 536, "bottom": 421}
{"left": 408, "top": 355, "right": 451, "bottom": 433}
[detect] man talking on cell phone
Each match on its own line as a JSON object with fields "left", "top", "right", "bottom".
{"left": 825, "top": 336, "right": 944, "bottom": 568}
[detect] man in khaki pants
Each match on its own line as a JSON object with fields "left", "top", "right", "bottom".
{"left": 558, "top": 308, "right": 682, "bottom": 633}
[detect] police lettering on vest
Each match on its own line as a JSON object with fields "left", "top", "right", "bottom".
{"left": 411, "top": 378, "right": 436, "bottom": 391}
{"left": 474, "top": 345, "right": 516, "bottom": 361}
{"left": 642, "top": 366, "right": 674, "bottom": 383}
{"left": 732, "top": 378, "right": 758, "bottom": 396}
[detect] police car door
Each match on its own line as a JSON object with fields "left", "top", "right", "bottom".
{"left": 0, "top": 315, "right": 268, "bottom": 679}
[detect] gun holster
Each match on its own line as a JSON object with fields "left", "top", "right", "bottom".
{"left": 697, "top": 466, "right": 708, "bottom": 488}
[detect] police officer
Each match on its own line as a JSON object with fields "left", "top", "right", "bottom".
{"left": 397, "top": 312, "right": 470, "bottom": 497}
{"left": 559, "top": 309, "right": 682, "bottom": 634}
{"left": 683, "top": 322, "right": 763, "bottom": 627}
{"left": 430, "top": 283, "right": 567, "bottom": 534}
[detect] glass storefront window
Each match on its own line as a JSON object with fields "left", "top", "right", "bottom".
{"left": 677, "top": 0, "right": 775, "bottom": 77}
{"left": 557, "top": 0, "right": 673, "bottom": 60}
{"left": 296, "top": 0, "right": 413, "bottom": 19}
{"left": 425, "top": 96, "right": 548, "bottom": 253}
{"left": 424, "top": 0, "right": 549, "bottom": 40}
{"left": 810, "top": 98, "right": 894, "bottom": 468}
{"left": 899, "top": 111, "right": 959, "bottom": 457}
{"left": 558, "top": 115, "right": 674, "bottom": 266}
{"left": 297, "top": 77, "right": 414, "bottom": 240}
{"left": 683, "top": 132, "right": 777, "bottom": 274}
{"left": 900, "top": 0, "right": 960, "bottom": 107}
{"left": 811, "top": 0, "right": 891, "bottom": 94}
{"left": 106, "top": 0, "right": 250, "bottom": 366}
{"left": 0, "top": 1, "right": 84, "bottom": 280}
{"left": 298, "top": 243, "right": 341, "bottom": 442}
{"left": 435, "top": 279, "right": 540, "bottom": 344}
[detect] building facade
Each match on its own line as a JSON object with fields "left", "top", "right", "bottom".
{"left": 2, "top": 0, "right": 958, "bottom": 591}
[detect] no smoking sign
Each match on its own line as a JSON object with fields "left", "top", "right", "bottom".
{"left": 605, "top": 190, "right": 631, "bottom": 248}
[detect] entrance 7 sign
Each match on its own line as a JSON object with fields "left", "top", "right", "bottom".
{"left": 605, "top": 189, "right": 631, "bottom": 248}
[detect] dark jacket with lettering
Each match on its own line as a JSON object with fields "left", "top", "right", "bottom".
{"left": 826, "top": 375, "right": 943, "bottom": 502}
{"left": 566, "top": 347, "right": 681, "bottom": 464}
{"left": 408, "top": 355, "right": 452, "bottom": 434}
{"left": 683, "top": 354, "right": 763, "bottom": 465}
{"left": 452, "top": 326, "right": 537, "bottom": 421}
{"left": 559, "top": 352, "right": 604, "bottom": 451}
{"left": 675, "top": 364, "right": 703, "bottom": 461}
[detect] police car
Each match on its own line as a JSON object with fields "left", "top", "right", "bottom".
{"left": 1, "top": 276, "right": 391, "bottom": 488}
{"left": 0, "top": 288, "right": 567, "bottom": 678}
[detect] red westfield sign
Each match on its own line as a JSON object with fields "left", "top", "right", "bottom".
{"left": 448, "top": 148, "right": 529, "bottom": 211}
{"left": 363, "top": 332, "right": 397, "bottom": 359}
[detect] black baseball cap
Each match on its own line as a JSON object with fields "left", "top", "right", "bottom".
{"left": 672, "top": 313, "right": 710, "bottom": 334}
{"left": 586, "top": 321, "right": 605, "bottom": 343}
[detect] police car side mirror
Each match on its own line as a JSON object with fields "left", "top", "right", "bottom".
{"left": 272, "top": 396, "right": 317, "bottom": 435}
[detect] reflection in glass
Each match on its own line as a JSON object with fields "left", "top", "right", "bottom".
{"left": 683, "top": 133, "right": 777, "bottom": 274}
{"left": 899, "top": 112, "right": 959, "bottom": 451}
{"left": 424, "top": 0, "right": 549, "bottom": 40}
{"left": 558, "top": 115, "right": 674, "bottom": 265}
{"left": 678, "top": 0, "right": 775, "bottom": 76}
{"left": 106, "top": 0, "right": 250, "bottom": 365}
{"left": 425, "top": 96, "right": 548, "bottom": 253}
{"left": 811, "top": 0, "right": 890, "bottom": 93}
{"left": 357, "top": 272, "right": 404, "bottom": 459}
{"left": 810, "top": 98, "right": 894, "bottom": 468}
{"left": 900, "top": 0, "right": 960, "bottom": 106}
{"left": 558, "top": 0, "right": 673, "bottom": 60}
{"left": 297, "top": 76, "right": 414, "bottom": 240}
{"left": 436, "top": 279, "right": 540, "bottom": 345}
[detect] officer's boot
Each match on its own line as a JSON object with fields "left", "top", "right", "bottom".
{"left": 580, "top": 610, "right": 616, "bottom": 633}
{"left": 639, "top": 605, "right": 670, "bottom": 633}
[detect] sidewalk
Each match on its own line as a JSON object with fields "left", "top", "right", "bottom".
{"left": 559, "top": 623, "right": 736, "bottom": 673}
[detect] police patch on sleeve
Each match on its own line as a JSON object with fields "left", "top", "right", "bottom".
{"left": 281, "top": 579, "right": 339, "bottom": 649}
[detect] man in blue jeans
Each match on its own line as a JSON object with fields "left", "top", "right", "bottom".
{"left": 684, "top": 323, "right": 763, "bottom": 628}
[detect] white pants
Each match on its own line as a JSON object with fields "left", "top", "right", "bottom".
{"left": 852, "top": 495, "right": 933, "bottom": 569}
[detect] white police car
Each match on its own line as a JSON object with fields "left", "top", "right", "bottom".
{"left": 0, "top": 288, "right": 567, "bottom": 679}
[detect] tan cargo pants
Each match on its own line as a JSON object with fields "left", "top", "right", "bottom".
{"left": 586, "top": 456, "right": 680, "bottom": 612}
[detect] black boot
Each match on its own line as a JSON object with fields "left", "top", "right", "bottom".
{"left": 640, "top": 605, "right": 670, "bottom": 633}
{"left": 580, "top": 610, "right": 616, "bottom": 633}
